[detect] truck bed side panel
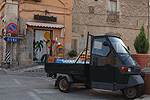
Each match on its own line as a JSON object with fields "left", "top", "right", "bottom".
{"left": 45, "top": 63, "right": 89, "bottom": 77}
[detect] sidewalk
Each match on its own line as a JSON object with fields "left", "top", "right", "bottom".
{"left": 3, "top": 64, "right": 44, "bottom": 74}
{"left": 142, "top": 67, "right": 150, "bottom": 73}
{"left": 135, "top": 95, "right": 150, "bottom": 100}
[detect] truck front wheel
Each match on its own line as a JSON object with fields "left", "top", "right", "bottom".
{"left": 122, "top": 86, "right": 140, "bottom": 99}
{"left": 58, "top": 77, "right": 71, "bottom": 93}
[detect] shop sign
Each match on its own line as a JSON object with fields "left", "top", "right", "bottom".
{"left": 34, "top": 15, "right": 57, "bottom": 22}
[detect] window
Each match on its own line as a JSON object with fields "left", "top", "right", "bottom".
{"left": 107, "top": 0, "right": 119, "bottom": 22}
{"left": 109, "top": 0, "right": 117, "bottom": 12}
{"left": 72, "top": 39, "right": 78, "bottom": 51}
{"left": 89, "top": 6, "right": 95, "bottom": 13}
{"left": 109, "top": 37, "right": 128, "bottom": 53}
{"left": 92, "top": 38, "right": 110, "bottom": 56}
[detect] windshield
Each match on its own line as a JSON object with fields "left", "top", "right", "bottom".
{"left": 108, "top": 37, "right": 138, "bottom": 65}
{"left": 108, "top": 37, "right": 128, "bottom": 53}
{"left": 92, "top": 38, "right": 110, "bottom": 56}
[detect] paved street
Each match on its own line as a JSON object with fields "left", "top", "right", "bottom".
{"left": 0, "top": 67, "right": 149, "bottom": 100}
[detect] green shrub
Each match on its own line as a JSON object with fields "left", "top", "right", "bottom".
{"left": 134, "top": 25, "right": 149, "bottom": 54}
{"left": 68, "top": 50, "right": 77, "bottom": 58}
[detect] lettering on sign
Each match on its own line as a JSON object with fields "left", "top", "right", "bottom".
{"left": 34, "top": 15, "right": 57, "bottom": 22}
{"left": 4, "top": 37, "right": 19, "bottom": 43}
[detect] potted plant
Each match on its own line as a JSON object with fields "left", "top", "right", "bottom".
{"left": 68, "top": 50, "right": 77, "bottom": 58}
{"left": 132, "top": 25, "right": 150, "bottom": 69}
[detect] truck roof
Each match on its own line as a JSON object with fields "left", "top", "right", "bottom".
{"left": 91, "top": 33, "right": 121, "bottom": 38}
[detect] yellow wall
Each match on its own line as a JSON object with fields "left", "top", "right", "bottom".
{"left": 0, "top": 0, "right": 72, "bottom": 66}
{"left": 19, "top": 0, "right": 72, "bottom": 49}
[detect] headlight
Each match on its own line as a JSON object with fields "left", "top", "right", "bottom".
{"left": 121, "top": 67, "right": 132, "bottom": 73}
{"left": 128, "top": 68, "right": 132, "bottom": 72}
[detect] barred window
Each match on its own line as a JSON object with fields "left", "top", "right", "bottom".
{"left": 72, "top": 39, "right": 77, "bottom": 51}
{"left": 89, "top": 6, "right": 95, "bottom": 13}
{"left": 107, "top": 0, "right": 119, "bottom": 22}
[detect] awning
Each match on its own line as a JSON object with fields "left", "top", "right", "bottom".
{"left": 26, "top": 22, "right": 64, "bottom": 28}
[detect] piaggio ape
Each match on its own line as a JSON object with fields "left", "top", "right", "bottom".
{"left": 45, "top": 33, "right": 144, "bottom": 99}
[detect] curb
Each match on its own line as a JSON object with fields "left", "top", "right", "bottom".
{"left": 2, "top": 65, "right": 44, "bottom": 74}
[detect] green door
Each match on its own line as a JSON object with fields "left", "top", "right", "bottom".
{"left": 90, "top": 37, "right": 115, "bottom": 90}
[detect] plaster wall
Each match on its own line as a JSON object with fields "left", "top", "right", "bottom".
{"left": 19, "top": 0, "right": 72, "bottom": 58}
{"left": 0, "top": 0, "right": 72, "bottom": 66}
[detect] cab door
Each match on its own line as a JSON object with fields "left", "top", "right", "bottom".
{"left": 90, "top": 37, "right": 115, "bottom": 90}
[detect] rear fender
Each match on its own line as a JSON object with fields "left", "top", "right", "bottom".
{"left": 57, "top": 74, "right": 73, "bottom": 82}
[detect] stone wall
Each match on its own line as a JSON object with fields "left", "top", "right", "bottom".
{"left": 20, "top": 29, "right": 33, "bottom": 65}
{"left": 72, "top": 0, "right": 149, "bottom": 54}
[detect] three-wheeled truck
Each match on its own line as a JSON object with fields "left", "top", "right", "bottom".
{"left": 45, "top": 33, "right": 144, "bottom": 99}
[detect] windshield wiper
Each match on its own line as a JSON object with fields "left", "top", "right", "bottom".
{"left": 122, "top": 55, "right": 131, "bottom": 64}
{"left": 122, "top": 45, "right": 131, "bottom": 64}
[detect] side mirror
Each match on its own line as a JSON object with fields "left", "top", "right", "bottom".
{"left": 103, "top": 41, "right": 109, "bottom": 46}
{"left": 127, "top": 46, "right": 130, "bottom": 51}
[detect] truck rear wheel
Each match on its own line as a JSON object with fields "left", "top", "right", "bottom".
{"left": 122, "top": 86, "right": 140, "bottom": 99}
{"left": 84, "top": 83, "right": 92, "bottom": 89}
{"left": 84, "top": 85, "right": 91, "bottom": 89}
{"left": 58, "top": 77, "right": 71, "bottom": 93}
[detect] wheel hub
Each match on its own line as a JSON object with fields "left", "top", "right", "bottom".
{"left": 59, "top": 79, "right": 67, "bottom": 91}
{"left": 125, "top": 87, "right": 137, "bottom": 98}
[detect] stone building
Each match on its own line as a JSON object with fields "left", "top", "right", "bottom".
{"left": 0, "top": 0, "right": 72, "bottom": 67}
{"left": 72, "top": 0, "right": 149, "bottom": 54}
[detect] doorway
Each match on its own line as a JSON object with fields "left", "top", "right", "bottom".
{"left": 33, "top": 29, "right": 53, "bottom": 62}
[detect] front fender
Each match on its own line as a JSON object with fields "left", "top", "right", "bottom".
{"left": 114, "top": 75, "right": 144, "bottom": 91}
{"left": 127, "top": 75, "right": 144, "bottom": 87}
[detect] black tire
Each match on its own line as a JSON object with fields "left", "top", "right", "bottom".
{"left": 122, "top": 86, "right": 141, "bottom": 100}
{"left": 55, "top": 76, "right": 62, "bottom": 87}
{"left": 58, "top": 77, "right": 71, "bottom": 93}
{"left": 55, "top": 79, "right": 58, "bottom": 87}
{"left": 84, "top": 85, "right": 91, "bottom": 89}
{"left": 84, "top": 83, "right": 92, "bottom": 89}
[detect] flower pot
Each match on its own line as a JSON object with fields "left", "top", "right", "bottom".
{"left": 132, "top": 54, "right": 150, "bottom": 69}
{"left": 144, "top": 73, "right": 150, "bottom": 94}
